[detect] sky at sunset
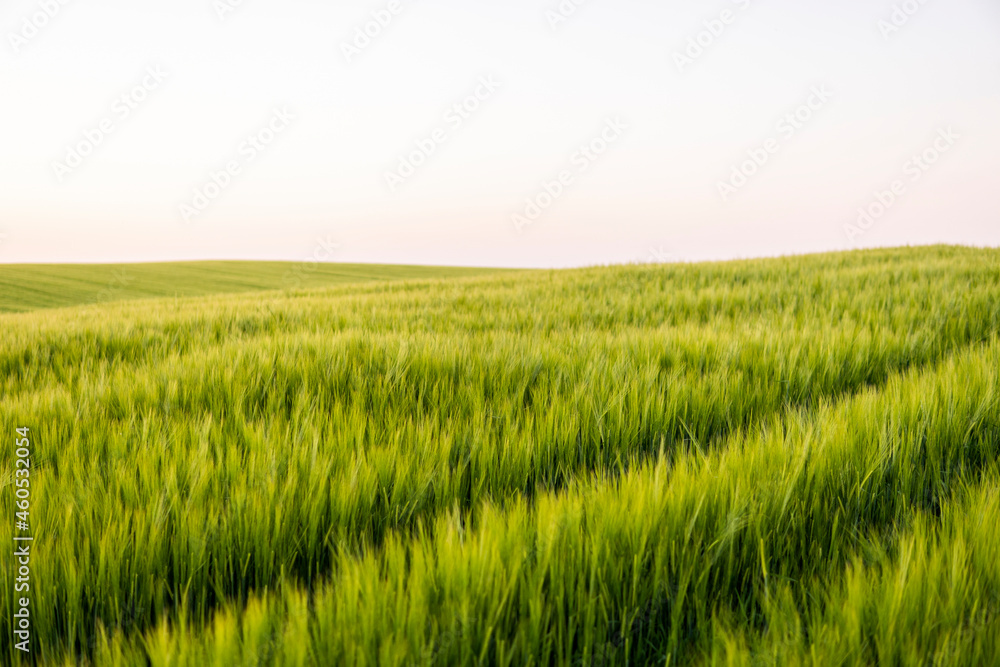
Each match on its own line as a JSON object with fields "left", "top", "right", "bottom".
{"left": 2, "top": 0, "right": 998, "bottom": 267}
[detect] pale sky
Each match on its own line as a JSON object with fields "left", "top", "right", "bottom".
{"left": 1, "top": 0, "right": 998, "bottom": 267}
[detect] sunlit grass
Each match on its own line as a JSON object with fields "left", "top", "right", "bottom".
{"left": 2, "top": 245, "right": 998, "bottom": 665}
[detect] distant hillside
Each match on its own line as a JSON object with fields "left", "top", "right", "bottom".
{"left": 0, "top": 261, "right": 510, "bottom": 312}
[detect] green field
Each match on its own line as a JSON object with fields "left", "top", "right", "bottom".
{"left": 0, "top": 261, "right": 506, "bottom": 313}
{"left": 2, "top": 246, "right": 1000, "bottom": 665}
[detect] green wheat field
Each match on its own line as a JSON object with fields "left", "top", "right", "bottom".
{"left": 2, "top": 245, "right": 1000, "bottom": 666}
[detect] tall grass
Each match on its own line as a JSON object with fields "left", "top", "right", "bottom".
{"left": 1, "top": 245, "right": 998, "bottom": 664}
{"left": 87, "top": 334, "right": 1000, "bottom": 666}
{"left": 708, "top": 463, "right": 1000, "bottom": 666}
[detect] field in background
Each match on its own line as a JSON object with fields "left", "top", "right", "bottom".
{"left": 0, "top": 261, "right": 507, "bottom": 313}
{"left": 2, "top": 245, "right": 999, "bottom": 665}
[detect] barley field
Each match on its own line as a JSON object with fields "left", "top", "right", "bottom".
{"left": 3, "top": 245, "right": 1000, "bottom": 665}
{"left": 0, "top": 262, "right": 505, "bottom": 314}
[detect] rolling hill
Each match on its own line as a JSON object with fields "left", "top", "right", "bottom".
{"left": 2, "top": 245, "right": 999, "bottom": 665}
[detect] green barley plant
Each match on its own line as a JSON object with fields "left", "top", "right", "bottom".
{"left": 1, "top": 245, "right": 998, "bottom": 665}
